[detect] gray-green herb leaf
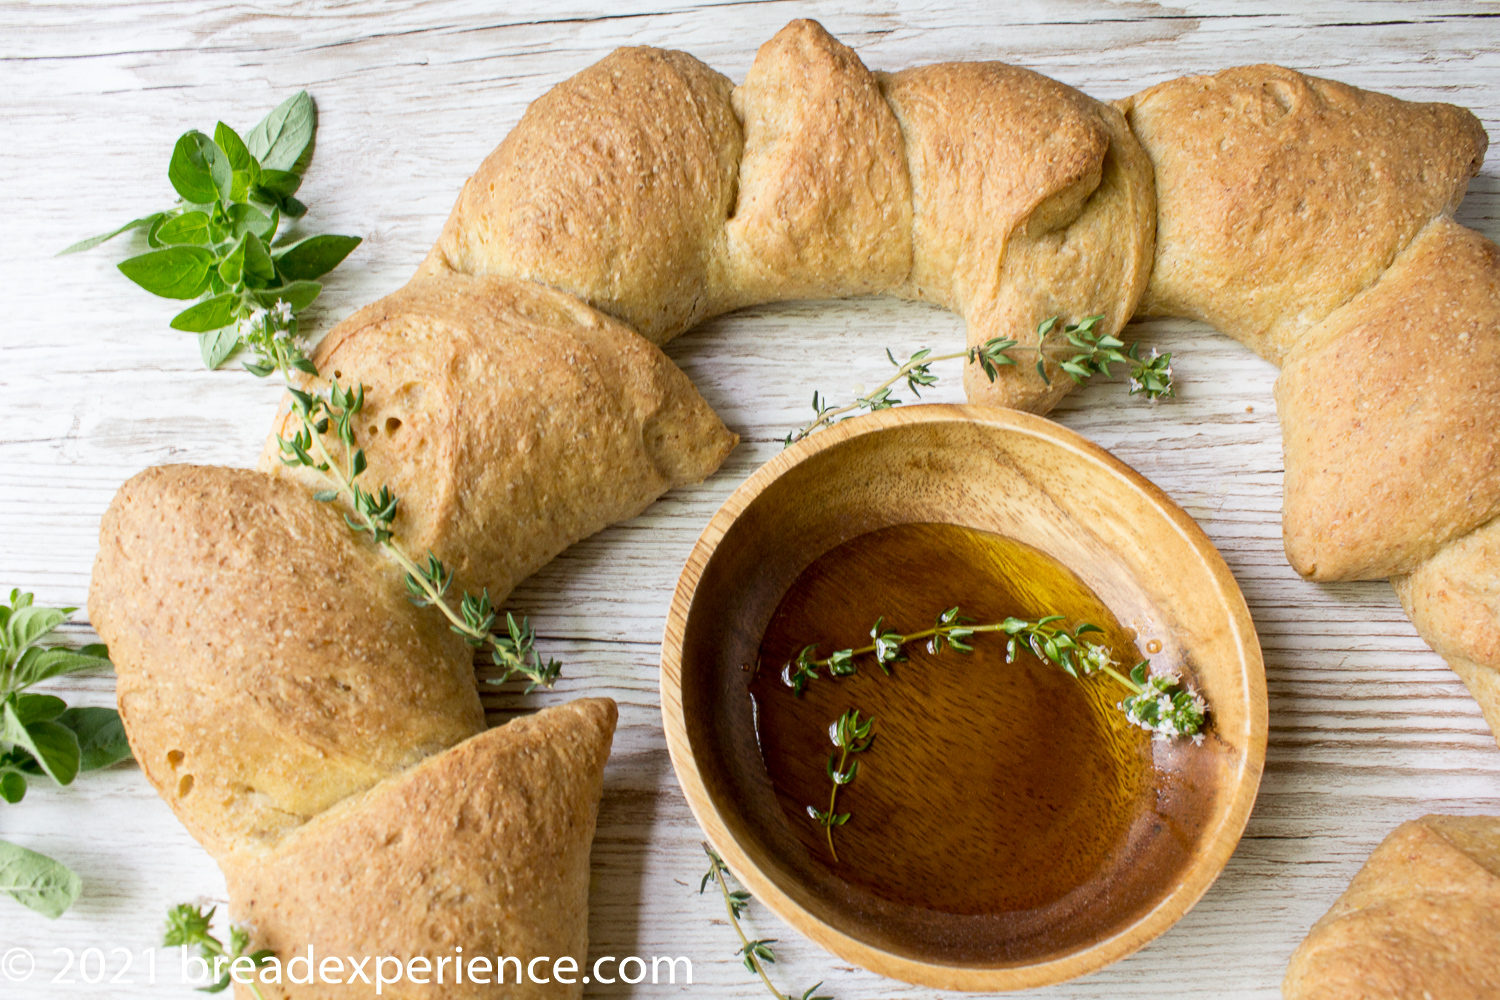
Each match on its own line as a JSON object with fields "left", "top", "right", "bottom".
{"left": 0, "top": 840, "right": 81, "bottom": 920}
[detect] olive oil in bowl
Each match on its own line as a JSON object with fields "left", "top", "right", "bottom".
{"left": 751, "top": 522, "right": 1158, "bottom": 916}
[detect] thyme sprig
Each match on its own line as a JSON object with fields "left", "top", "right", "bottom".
{"left": 700, "top": 845, "right": 833, "bottom": 1000}
{"left": 164, "top": 902, "right": 274, "bottom": 998}
{"left": 806, "top": 709, "right": 874, "bottom": 862}
{"left": 784, "top": 315, "right": 1174, "bottom": 446}
{"left": 274, "top": 369, "right": 560, "bottom": 692}
{"left": 784, "top": 607, "right": 1207, "bottom": 741}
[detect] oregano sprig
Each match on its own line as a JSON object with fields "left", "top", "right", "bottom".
{"left": 0, "top": 590, "right": 131, "bottom": 920}
{"left": 61, "top": 91, "right": 362, "bottom": 371}
{"left": 785, "top": 314, "right": 1175, "bottom": 445}
{"left": 805, "top": 709, "right": 875, "bottom": 862}
{"left": 164, "top": 902, "right": 275, "bottom": 998}
{"left": 700, "top": 845, "right": 833, "bottom": 1000}
{"left": 784, "top": 607, "right": 1207, "bottom": 741}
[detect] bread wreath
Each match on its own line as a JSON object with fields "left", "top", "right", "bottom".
{"left": 87, "top": 18, "right": 1497, "bottom": 998}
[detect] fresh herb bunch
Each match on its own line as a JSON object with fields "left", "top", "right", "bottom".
{"left": 806, "top": 709, "right": 874, "bottom": 862}
{"left": 276, "top": 377, "right": 560, "bottom": 692}
{"left": 0, "top": 590, "right": 131, "bottom": 919}
{"left": 164, "top": 902, "right": 275, "bottom": 998}
{"left": 700, "top": 845, "right": 833, "bottom": 1000}
{"left": 61, "top": 91, "right": 361, "bottom": 371}
{"left": 785, "top": 314, "right": 1175, "bottom": 445}
{"left": 784, "top": 607, "right": 1207, "bottom": 742}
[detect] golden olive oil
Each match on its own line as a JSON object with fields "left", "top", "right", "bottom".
{"left": 751, "top": 522, "right": 1155, "bottom": 916}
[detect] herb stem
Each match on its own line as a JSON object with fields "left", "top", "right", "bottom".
{"left": 710, "top": 854, "right": 784, "bottom": 1000}
{"left": 823, "top": 745, "right": 849, "bottom": 863}
{"left": 790, "top": 348, "right": 969, "bottom": 443}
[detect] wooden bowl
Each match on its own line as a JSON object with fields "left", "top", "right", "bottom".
{"left": 660, "top": 404, "right": 1267, "bottom": 991}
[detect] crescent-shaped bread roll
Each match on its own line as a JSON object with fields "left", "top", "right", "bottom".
{"left": 227, "top": 699, "right": 617, "bottom": 1000}
{"left": 1122, "top": 64, "right": 1487, "bottom": 364}
{"left": 1283, "top": 814, "right": 1500, "bottom": 999}
{"left": 91, "top": 464, "right": 483, "bottom": 856}
{"left": 261, "top": 272, "right": 737, "bottom": 601}
{"left": 423, "top": 18, "right": 1155, "bottom": 413}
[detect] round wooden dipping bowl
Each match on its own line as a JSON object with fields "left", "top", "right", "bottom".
{"left": 661, "top": 404, "right": 1267, "bottom": 991}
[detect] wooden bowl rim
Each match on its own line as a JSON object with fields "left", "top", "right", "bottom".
{"left": 660, "top": 403, "right": 1268, "bottom": 991}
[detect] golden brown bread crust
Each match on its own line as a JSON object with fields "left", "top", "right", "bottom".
{"left": 90, "top": 465, "right": 484, "bottom": 856}
{"left": 1124, "top": 64, "right": 1488, "bottom": 364}
{"left": 422, "top": 46, "right": 742, "bottom": 345}
{"left": 1278, "top": 218, "right": 1500, "bottom": 581}
{"left": 260, "top": 272, "right": 738, "bottom": 601}
{"left": 882, "top": 62, "right": 1156, "bottom": 412}
{"left": 227, "top": 698, "right": 617, "bottom": 1000}
{"left": 1394, "top": 517, "right": 1500, "bottom": 744}
{"left": 425, "top": 20, "right": 1155, "bottom": 414}
{"left": 1283, "top": 814, "right": 1500, "bottom": 1000}
{"left": 720, "top": 19, "right": 913, "bottom": 306}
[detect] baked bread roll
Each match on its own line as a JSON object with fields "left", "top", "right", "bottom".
{"left": 261, "top": 271, "right": 736, "bottom": 600}
{"left": 228, "top": 698, "right": 617, "bottom": 1000}
{"left": 92, "top": 464, "right": 483, "bottom": 856}
{"left": 1283, "top": 814, "right": 1500, "bottom": 1000}
{"left": 424, "top": 18, "right": 1155, "bottom": 413}
{"left": 1120, "top": 64, "right": 1500, "bottom": 742}
{"left": 91, "top": 466, "right": 618, "bottom": 998}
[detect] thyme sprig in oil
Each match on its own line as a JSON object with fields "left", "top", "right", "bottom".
{"left": 785, "top": 607, "right": 1207, "bottom": 741}
{"left": 805, "top": 709, "right": 875, "bottom": 862}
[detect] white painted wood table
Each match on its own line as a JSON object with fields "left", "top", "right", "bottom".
{"left": 3, "top": 1, "right": 1498, "bottom": 997}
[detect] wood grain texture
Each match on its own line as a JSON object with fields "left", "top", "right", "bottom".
{"left": 1, "top": 2, "right": 1498, "bottom": 998}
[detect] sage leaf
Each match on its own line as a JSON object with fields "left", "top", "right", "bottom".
{"left": 119, "top": 246, "right": 215, "bottom": 300}
{"left": 255, "top": 280, "right": 321, "bottom": 312}
{"left": 275, "top": 234, "right": 361, "bottom": 281}
{"left": 199, "top": 327, "right": 241, "bottom": 369}
{"left": 156, "top": 211, "right": 212, "bottom": 247}
{"left": 171, "top": 293, "right": 240, "bottom": 334}
{"left": 0, "top": 771, "right": 25, "bottom": 804}
{"left": 57, "top": 214, "right": 163, "bottom": 256}
{"left": 168, "top": 131, "right": 223, "bottom": 205}
{"left": 245, "top": 90, "right": 315, "bottom": 172}
{"left": 1, "top": 704, "right": 80, "bottom": 787}
{"left": 0, "top": 840, "right": 81, "bottom": 919}
{"left": 57, "top": 708, "right": 131, "bottom": 772}
{"left": 5, "top": 605, "right": 66, "bottom": 652}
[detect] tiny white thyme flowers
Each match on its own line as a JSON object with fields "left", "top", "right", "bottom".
{"left": 1119, "top": 666, "right": 1209, "bottom": 744}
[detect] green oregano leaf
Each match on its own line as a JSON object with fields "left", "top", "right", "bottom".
{"left": 167, "top": 131, "right": 223, "bottom": 205}
{"left": 56, "top": 214, "right": 163, "bottom": 256}
{"left": 274, "top": 234, "right": 361, "bottom": 281}
{"left": 245, "top": 90, "right": 315, "bottom": 173}
{"left": 118, "top": 246, "right": 216, "bottom": 299}
{"left": 199, "top": 327, "right": 241, "bottom": 369}
{"left": 0, "top": 840, "right": 81, "bottom": 919}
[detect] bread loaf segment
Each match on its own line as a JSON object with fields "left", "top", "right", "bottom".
{"left": 422, "top": 46, "right": 742, "bottom": 345}
{"left": 1124, "top": 64, "right": 1488, "bottom": 363}
{"left": 1278, "top": 218, "right": 1500, "bottom": 581}
{"left": 1283, "top": 814, "right": 1500, "bottom": 1000}
{"left": 721, "top": 19, "right": 913, "bottom": 305}
{"left": 90, "top": 465, "right": 484, "bottom": 856}
{"left": 261, "top": 272, "right": 738, "bottom": 602}
{"left": 226, "top": 699, "right": 617, "bottom": 1000}
{"left": 1394, "top": 519, "right": 1500, "bottom": 742}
